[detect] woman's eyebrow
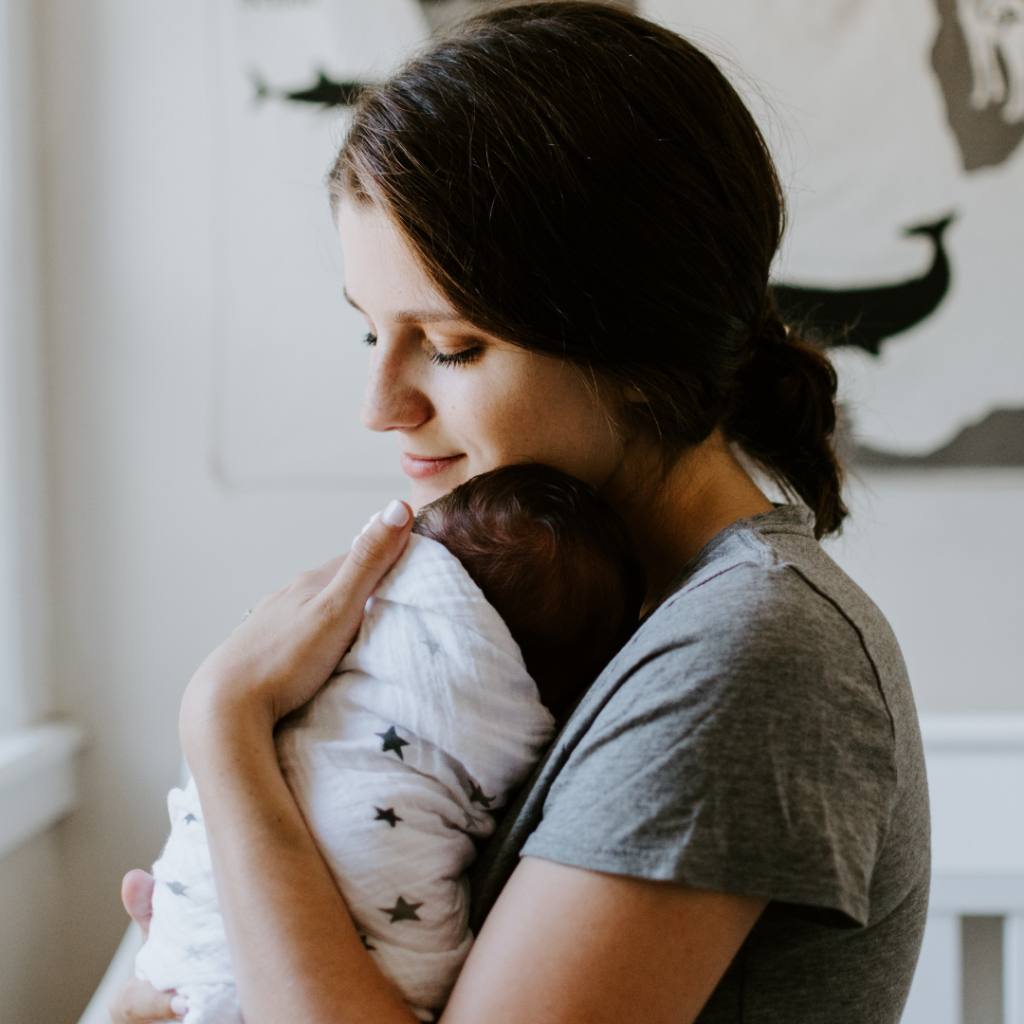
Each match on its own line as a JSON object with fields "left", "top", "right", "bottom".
{"left": 393, "top": 309, "right": 466, "bottom": 324}
{"left": 343, "top": 288, "right": 465, "bottom": 325}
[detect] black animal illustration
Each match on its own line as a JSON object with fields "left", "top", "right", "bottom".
{"left": 253, "top": 70, "right": 366, "bottom": 109}
{"left": 772, "top": 215, "right": 954, "bottom": 356}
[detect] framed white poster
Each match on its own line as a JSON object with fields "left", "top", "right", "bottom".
{"left": 212, "top": 0, "right": 428, "bottom": 488}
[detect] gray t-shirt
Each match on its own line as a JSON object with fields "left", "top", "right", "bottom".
{"left": 470, "top": 505, "right": 929, "bottom": 1023}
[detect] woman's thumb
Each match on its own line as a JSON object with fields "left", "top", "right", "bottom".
{"left": 122, "top": 869, "right": 156, "bottom": 938}
{"left": 325, "top": 499, "right": 412, "bottom": 612}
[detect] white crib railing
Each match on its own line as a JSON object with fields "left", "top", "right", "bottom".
{"left": 903, "top": 714, "right": 1024, "bottom": 1024}
{"left": 78, "top": 716, "right": 1024, "bottom": 1024}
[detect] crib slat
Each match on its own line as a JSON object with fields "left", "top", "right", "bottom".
{"left": 1006, "top": 915, "right": 1024, "bottom": 1024}
{"left": 902, "top": 913, "right": 961, "bottom": 1024}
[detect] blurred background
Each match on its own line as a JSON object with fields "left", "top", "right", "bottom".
{"left": 0, "top": 1, "right": 1020, "bottom": 1022}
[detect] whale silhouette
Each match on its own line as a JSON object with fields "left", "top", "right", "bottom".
{"left": 772, "top": 215, "right": 954, "bottom": 356}
{"left": 253, "top": 70, "right": 366, "bottom": 109}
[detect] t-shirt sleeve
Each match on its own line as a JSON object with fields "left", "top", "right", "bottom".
{"left": 520, "top": 564, "right": 898, "bottom": 927}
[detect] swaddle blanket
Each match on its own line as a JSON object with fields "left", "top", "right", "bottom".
{"left": 136, "top": 533, "right": 556, "bottom": 1022}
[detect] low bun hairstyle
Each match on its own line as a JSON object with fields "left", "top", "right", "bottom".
{"left": 725, "top": 293, "right": 846, "bottom": 536}
{"left": 331, "top": 1, "right": 847, "bottom": 536}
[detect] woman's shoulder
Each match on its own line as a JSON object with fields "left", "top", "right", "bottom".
{"left": 649, "top": 504, "right": 881, "bottom": 634}
{"left": 628, "top": 504, "right": 908, "bottom": 714}
{"left": 505, "top": 506, "right": 925, "bottom": 920}
{"left": 470, "top": 509, "right": 927, "bottom": 932}
{"left": 579, "top": 506, "right": 900, "bottom": 767}
{"left": 546, "top": 502, "right": 924, "bottom": 860}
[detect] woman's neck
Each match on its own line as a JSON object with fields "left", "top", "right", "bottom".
{"left": 606, "top": 431, "right": 774, "bottom": 613}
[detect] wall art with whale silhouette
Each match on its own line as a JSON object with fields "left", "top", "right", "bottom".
{"left": 215, "top": 0, "right": 1024, "bottom": 483}
{"left": 646, "top": 0, "right": 1024, "bottom": 469}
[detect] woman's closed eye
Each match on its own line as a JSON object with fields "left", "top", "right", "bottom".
{"left": 360, "top": 328, "right": 482, "bottom": 367}
{"left": 429, "top": 345, "right": 482, "bottom": 367}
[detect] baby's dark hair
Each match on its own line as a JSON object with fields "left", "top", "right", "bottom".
{"left": 413, "top": 464, "right": 646, "bottom": 718}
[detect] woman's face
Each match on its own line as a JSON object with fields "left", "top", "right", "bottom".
{"left": 337, "top": 201, "right": 628, "bottom": 509}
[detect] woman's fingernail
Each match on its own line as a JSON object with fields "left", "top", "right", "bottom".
{"left": 170, "top": 994, "right": 188, "bottom": 1015}
{"left": 381, "top": 499, "right": 410, "bottom": 528}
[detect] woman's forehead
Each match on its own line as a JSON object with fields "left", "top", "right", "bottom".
{"left": 337, "top": 202, "right": 459, "bottom": 321}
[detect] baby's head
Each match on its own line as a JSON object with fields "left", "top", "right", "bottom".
{"left": 413, "top": 465, "right": 646, "bottom": 718}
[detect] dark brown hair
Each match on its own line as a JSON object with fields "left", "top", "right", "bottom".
{"left": 332, "top": 1, "right": 847, "bottom": 536}
{"left": 414, "top": 464, "right": 646, "bottom": 717}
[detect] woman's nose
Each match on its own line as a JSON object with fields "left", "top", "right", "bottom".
{"left": 360, "top": 342, "right": 433, "bottom": 434}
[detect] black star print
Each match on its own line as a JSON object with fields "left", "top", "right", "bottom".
{"left": 375, "top": 726, "right": 410, "bottom": 760}
{"left": 360, "top": 934, "right": 376, "bottom": 952}
{"left": 374, "top": 807, "right": 403, "bottom": 827}
{"left": 420, "top": 636, "right": 442, "bottom": 656}
{"left": 166, "top": 881, "right": 189, "bottom": 896}
{"left": 468, "top": 781, "right": 494, "bottom": 808}
{"left": 183, "top": 813, "right": 198, "bottom": 824}
{"left": 380, "top": 896, "right": 423, "bottom": 923}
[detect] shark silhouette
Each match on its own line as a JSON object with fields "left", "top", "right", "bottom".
{"left": 253, "top": 70, "right": 366, "bottom": 109}
{"left": 772, "top": 215, "right": 954, "bottom": 356}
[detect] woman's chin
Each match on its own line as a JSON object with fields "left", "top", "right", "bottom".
{"left": 409, "top": 466, "right": 472, "bottom": 509}
{"left": 410, "top": 478, "right": 451, "bottom": 511}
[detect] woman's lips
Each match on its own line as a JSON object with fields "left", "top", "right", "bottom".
{"left": 399, "top": 452, "right": 465, "bottom": 479}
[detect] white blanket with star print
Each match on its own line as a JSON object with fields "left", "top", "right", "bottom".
{"left": 135, "top": 533, "right": 556, "bottom": 1023}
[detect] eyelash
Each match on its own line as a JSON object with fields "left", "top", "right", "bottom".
{"left": 430, "top": 347, "right": 481, "bottom": 367}
{"left": 362, "top": 331, "right": 481, "bottom": 367}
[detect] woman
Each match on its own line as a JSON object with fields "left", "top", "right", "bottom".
{"left": 114, "top": 4, "right": 928, "bottom": 1022}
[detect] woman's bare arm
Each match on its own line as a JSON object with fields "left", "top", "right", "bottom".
{"left": 187, "top": 712, "right": 764, "bottom": 1024}
{"left": 188, "top": 710, "right": 418, "bottom": 1024}
{"left": 116, "top": 506, "right": 764, "bottom": 1023}
{"left": 444, "top": 859, "right": 765, "bottom": 1024}
{"left": 177, "top": 504, "right": 421, "bottom": 1024}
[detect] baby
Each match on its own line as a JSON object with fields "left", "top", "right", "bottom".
{"left": 135, "top": 464, "right": 646, "bottom": 1023}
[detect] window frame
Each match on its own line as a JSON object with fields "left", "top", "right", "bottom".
{"left": 0, "top": 0, "right": 50, "bottom": 735}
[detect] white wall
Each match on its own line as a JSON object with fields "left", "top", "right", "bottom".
{"left": 826, "top": 470, "right": 1024, "bottom": 713}
{"left": 0, "top": 831, "right": 62, "bottom": 1024}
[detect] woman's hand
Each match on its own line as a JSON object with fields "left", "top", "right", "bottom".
{"left": 180, "top": 500, "right": 413, "bottom": 755}
{"left": 111, "top": 502, "right": 412, "bottom": 1024}
{"left": 109, "top": 870, "right": 186, "bottom": 1023}
{"left": 162, "top": 506, "right": 422, "bottom": 1024}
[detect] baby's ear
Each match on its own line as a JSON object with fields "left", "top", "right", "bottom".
{"left": 409, "top": 508, "right": 430, "bottom": 538}
{"left": 410, "top": 496, "right": 445, "bottom": 539}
